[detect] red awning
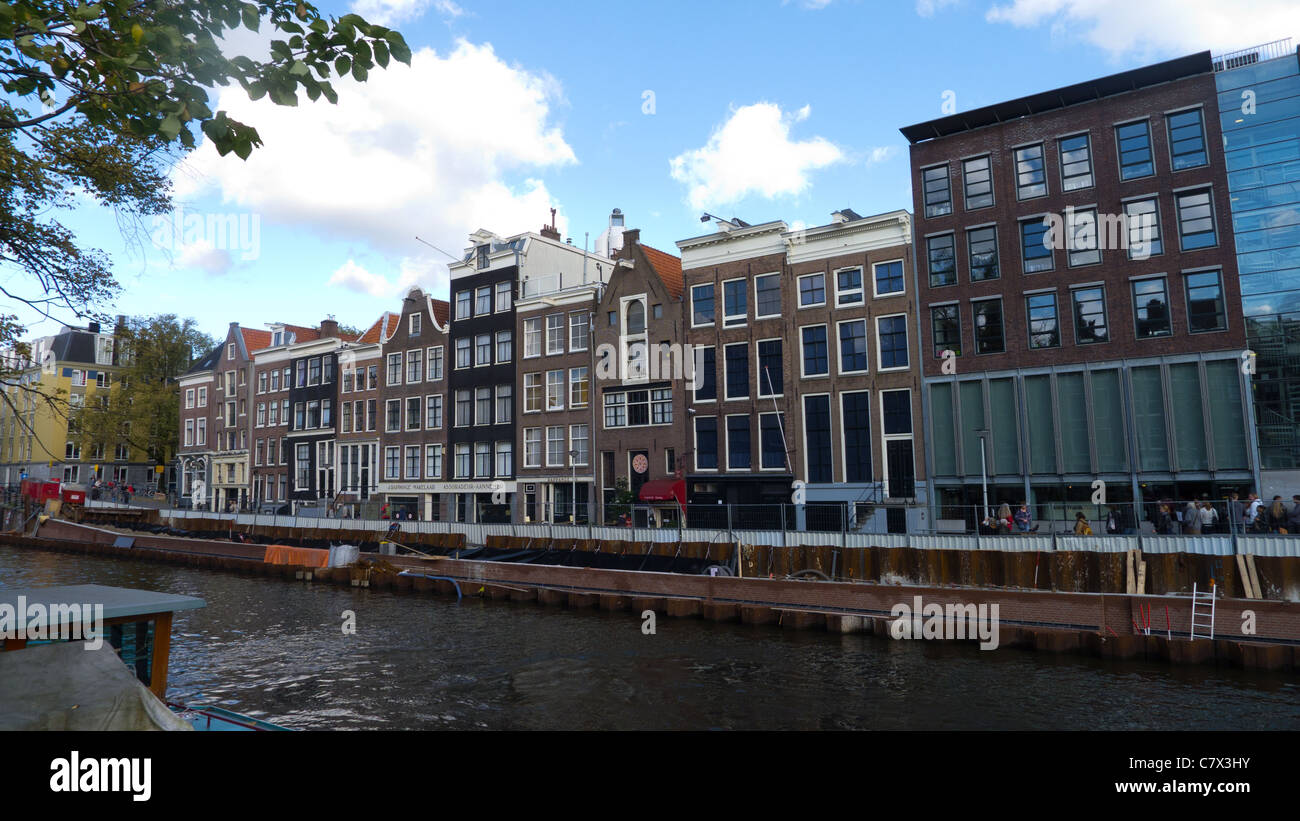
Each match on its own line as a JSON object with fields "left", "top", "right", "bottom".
{"left": 638, "top": 479, "right": 685, "bottom": 506}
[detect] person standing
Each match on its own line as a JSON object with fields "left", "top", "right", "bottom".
{"left": 1073, "top": 512, "right": 1092, "bottom": 535}
{"left": 1228, "top": 492, "right": 1244, "bottom": 533}
{"left": 1199, "top": 500, "right": 1219, "bottom": 534}
{"left": 1245, "top": 492, "right": 1264, "bottom": 533}
{"left": 1014, "top": 502, "right": 1033, "bottom": 533}
{"left": 1155, "top": 503, "right": 1174, "bottom": 535}
{"left": 1183, "top": 500, "right": 1201, "bottom": 535}
{"left": 1268, "top": 496, "right": 1287, "bottom": 533}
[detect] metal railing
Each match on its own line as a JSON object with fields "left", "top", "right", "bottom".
{"left": 1213, "top": 38, "right": 1294, "bottom": 70}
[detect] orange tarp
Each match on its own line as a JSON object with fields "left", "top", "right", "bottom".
{"left": 262, "top": 544, "right": 329, "bottom": 568}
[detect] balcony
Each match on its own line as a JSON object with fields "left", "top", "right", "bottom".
{"left": 1213, "top": 39, "right": 1293, "bottom": 71}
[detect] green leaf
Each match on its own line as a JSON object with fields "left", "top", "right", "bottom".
{"left": 241, "top": 3, "right": 259, "bottom": 30}
{"left": 333, "top": 55, "right": 350, "bottom": 75}
{"left": 373, "top": 40, "right": 389, "bottom": 68}
{"left": 350, "top": 61, "right": 367, "bottom": 82}
{"left": 318, "top": 81, "right": 337, "bottom": 104}
{"left": 308, "top": 17, "right": 327, "bottom": 34}
{"left": 159, "top": 113, "right": 182, "bottom": 140}
{"left": 384, "top": 32, "right": 411, "bottom": 65}
{"left": 288, "top": 60, "right": 309, "bottom": 77}
{"left": 234, "top": 138, "right": 252, "bottom": 160}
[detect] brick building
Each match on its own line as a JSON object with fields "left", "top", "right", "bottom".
{"left": 334, "top": 312, "right": 397, "bottom": 518}
{"left": 593, "top": 229, "right": 685, "bottom": 526}
{"left": 249, "top": 323, "right": 320, "bottom": 512}
{"left": 902, "top": 51, "right": 1257, "bottom": 521}
{"left": 374, "top": 291, "right": 451, "bottom": 520}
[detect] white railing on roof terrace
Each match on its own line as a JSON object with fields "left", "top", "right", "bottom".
{"left": 520, "top": 271, "right": 603, "bottom": 299}
{"left": 1213, "top": 39, "right": 1293, "bottom": 71}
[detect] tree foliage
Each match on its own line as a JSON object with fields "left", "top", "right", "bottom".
{"left": 70, "top": 313, "right": 216, "bottom": 466}
{"left": 0, "top": 0, "right": 410, "bottom": 381}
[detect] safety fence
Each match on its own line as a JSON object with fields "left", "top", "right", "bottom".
{"left": 80, "top": 501, "right": 1300, "bottom": 557}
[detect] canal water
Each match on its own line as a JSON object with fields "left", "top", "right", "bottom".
{"left": 3, "top": 545, "right": 1297, "bottom": 730}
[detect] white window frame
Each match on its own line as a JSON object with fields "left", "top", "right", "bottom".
{"left": 833, "top": 265, "right": 864, "bottom": 307}
{"left": 871, "top": 258, "right": 906, "bottom": 298}
{"left": 875, "top": 313, "right": 910, "bottom": 372}
{"left": 797, "top": 272, "right": 826, "bottom": 309}
{"left": 836, "top": 318, "right": 869, "bottom": 376}
{"left": 723, "top": 341, "right": 749, "bottom": 401}
{"left": 693, "top": 415, "right": 718, "bottom": 472}
{"left": 799, "top": 323, "right": 830, "bottom": 379}
{"left": 690, "top": 283, "right": 715, "bottom": 328}
{"left": 721, "top": 277, "right": 747, "bottom": 327}
{"left": 753, "top": 272, "right": 781, "bottom": 320}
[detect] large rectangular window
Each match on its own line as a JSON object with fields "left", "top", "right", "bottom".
{"left": 691, "top": 283, "right": 715, "bottom": 325}
{"left": 695, "top": 417, "right": 718, "bottom": 470}
{"left": 798, "top": 273, "right": 825, "bottom": 307}
{"left": 1021, "top": 218, "right": 1053, "bottom": 273}
{"left": 569, "top": 311, "right": 589, "bottom": 352}
{"left": 695, "top": 346, "right": 716, "bottom": 401}
{"left": 973, "top": 299, "right": 1004, "bottom": 354}
{"left": 1185, "top": 270, "right": 1226, "bottom": 332}
{"left": 838, "top": 320, "right": 868, "bottom": 374}
{"left": 1072, "top": 286, "right": 1108, "bottom": 344}
{"left": 1068, "top": 207, "right": 1101, "bottom": 266}
{"left": 801, "top": 326, "right": 829, "bottom": 376}
{"left": 1124, "top": 197, "right": 1163, "bottom": 258}
{"left": 963, "top": 155, "right": 993, "bottom": 209}
{"left": 757, "top": 340, "right": 782, "bottom": 397}
{"left": 1132, "top": 366, "right": 1169, "bottom": 471}
{"left": 836, "top": 267, "right": 864, "bottom": 306}
{"left": 877, "top": 316, "right": 908, "bottom": 369}
{"left": 1014, "top": 143, "right": 1046, "bottom": 199}
{"left": 927, "top": 233, "right": 956, "bottom": 286}
{"left": 1176, "top": 188, "right": 1217, "bottom": 250}
{"left": 922, "top": 164, "right": 952, "bottom": 217}
{"left": 967, "top": 226, "right": 999, "bottom": 281}
{"left": 755, "top": 274, "right": 781, "bottom": 318}
{"left": 523, "top": 318, "right": 541, "bottom": 357}
{"left": 724, "top": 343, "right": 749, "bottom": 399}
{"left": 873, "top": 260, "right": 904, "bottom": 296}
{"left": 881, "top": 389, "right": 914, "bottom": 497}
{"left": 1059, "top": 133, "right": 1093, "bottom": 190}
{"left": 1026, "top": 293, "right": 1060, "bottom": 349}
{"left": 760, "top": 413, "right": 786, "bottom": 470}
{"left": 1091, "top": 369, "right": 1127, "bottom": 473}
{"left": 523, "top": 373, "right": 542, "bottom": 413}
{"left": 723, "top": 279, "right": 747, "bottom": 326}
{"left": 1167, "top": 108, "right": 1208, "bottom": 170}
{"left": 1133, "top": 277, "right": 1172, "bottom": 338}
{"left": 803, "top": 395, "right": 833, "bottom": 483}
{"left": 1116, "top": 120, "right": 1154, "bottom": 179}
{"left": 841, "top": 392, "right": 871, "bottom": 482}
{"left": 726, "top": 415, "right": 751, "bottom": 470}
{"left": 931, "top": 304, "right": 960, "bottom": 357}
{"left": 1025, "top": 375, "right": 1055, "bottom": 474}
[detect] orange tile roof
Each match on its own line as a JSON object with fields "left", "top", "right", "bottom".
{"left": 431, "top": 299, "right": 450, "bottom": 327}
{"left": 641, "top": 244, "right": 683, "bottom": 300}
{"left": 240, "top": 328, "right": 273, "bottom": 352}
{"left": 355, "top": 313, "right": 400, "bottom": 344}
{"left": 283, "top": 324, "right": 321, "bottom": 343}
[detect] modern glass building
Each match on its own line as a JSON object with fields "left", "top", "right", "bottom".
{"left": 1214, "top": 40, "right": 1300, "bottom": 486}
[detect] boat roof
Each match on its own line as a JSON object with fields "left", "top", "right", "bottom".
{"left": 0, "top": 584, "right": 206, "bottom": 623}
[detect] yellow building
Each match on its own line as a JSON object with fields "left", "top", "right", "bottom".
{"left": 0, "top": 320, "right": 150, "bottom": 489}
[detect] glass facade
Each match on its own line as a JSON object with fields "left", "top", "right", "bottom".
{"left": 1216, "top": 49, "right": 1300, "bottom": 468}
{"left": 926, "top": 358, "right": 1249, "bottom": 482}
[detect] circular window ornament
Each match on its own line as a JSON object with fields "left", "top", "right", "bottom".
{"left": 632, "top": 454, "right": 648, "bottom": 474}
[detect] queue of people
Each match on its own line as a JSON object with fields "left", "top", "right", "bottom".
{"left": 977, "top": 491, "right": 1300, "bottom": 536}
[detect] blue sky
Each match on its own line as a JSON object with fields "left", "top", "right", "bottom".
{"left": 30, "top": 0, "right": 1300, "bottom": 342}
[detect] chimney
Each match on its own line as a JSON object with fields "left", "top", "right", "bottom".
{"left": 540, "top": 206, "right": 562, "bottom": 241}
{"left": 87, "top": 321, "right": 100, "bottom": 333}
{"left": 320, "top": 318, "right": 339, "bottom": 338}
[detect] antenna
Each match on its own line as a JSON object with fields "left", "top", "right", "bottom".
{"left": 414, "top": 236, "right": 460, "bottom": 262}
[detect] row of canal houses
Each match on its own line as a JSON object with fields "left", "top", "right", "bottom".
{"left": 176, "top": 206, "right": 923, "bottom": 530}
{"left": 177, "top": 45, "right": 1292, "bottom": 530}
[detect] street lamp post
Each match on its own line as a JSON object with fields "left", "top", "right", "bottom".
{"left": 975, "top": 428, "right": 990, "bottom": 524}
{"left": 569, "top": 449, "right": 578, "bottom": 524}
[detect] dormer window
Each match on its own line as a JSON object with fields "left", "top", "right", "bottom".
{"left": 625, "top": 300, "right": 646, "bottom": 335}
{"left": 410, "top": 313, "right": 422, "bottom": 336}
{"left": 477, "top": 244, "right": 490, "bottom": 269}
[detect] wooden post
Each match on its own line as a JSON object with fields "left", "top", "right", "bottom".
{"left": 148, "top": 612, "right": 173, "bottom": 700}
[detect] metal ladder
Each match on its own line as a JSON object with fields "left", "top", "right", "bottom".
{"left": 1190, "top": 581, "right": 1216, "bottom": 641}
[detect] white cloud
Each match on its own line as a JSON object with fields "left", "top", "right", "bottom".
{"left": 329, "top": 258, "right": 441, "bottom": 299}
{"left": 176, "top": 240, "right": 234, "bottom": 275}
{"left": 984, "top": 0, "right": 1300, "bottom": 58}
{"left": 351, "top": 0, "right": 464, "bottom": 26}
{"left": 669, "top": 103, "right": 844, "bottom": 210}
{"left": 175, "top": 40, "right": 575, "bottom": 288}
